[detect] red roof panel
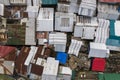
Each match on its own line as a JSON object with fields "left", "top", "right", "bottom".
{"left": 0, "top": 46, "right": 16, "bottom": 58}
{"left": 92, "top": 58, "right": 106, "bottom": 72}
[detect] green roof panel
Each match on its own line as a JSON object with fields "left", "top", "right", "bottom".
{"left": 99, "top": 73, "right": 120, "bottom": 80}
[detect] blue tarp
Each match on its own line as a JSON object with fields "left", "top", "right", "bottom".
{"left": 56, "top": 52, "right": 68, "bottom": 64}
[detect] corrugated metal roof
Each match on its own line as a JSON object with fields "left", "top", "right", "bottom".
{"left": 99, "top": 0, "right": 120, "bottom": 3}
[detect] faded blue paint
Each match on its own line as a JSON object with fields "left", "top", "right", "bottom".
{"left": 42, "top": 0, "right": 58, "bottom": 5}
{"left": 106, "top": 20, "right": 120, "bottom": 47}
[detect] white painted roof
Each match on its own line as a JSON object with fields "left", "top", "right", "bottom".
{"left": 115, "top": 21, "right": 120, "bottom": 36}
{"left": 43, "top": 57, "right": 59, "bottom": 76}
